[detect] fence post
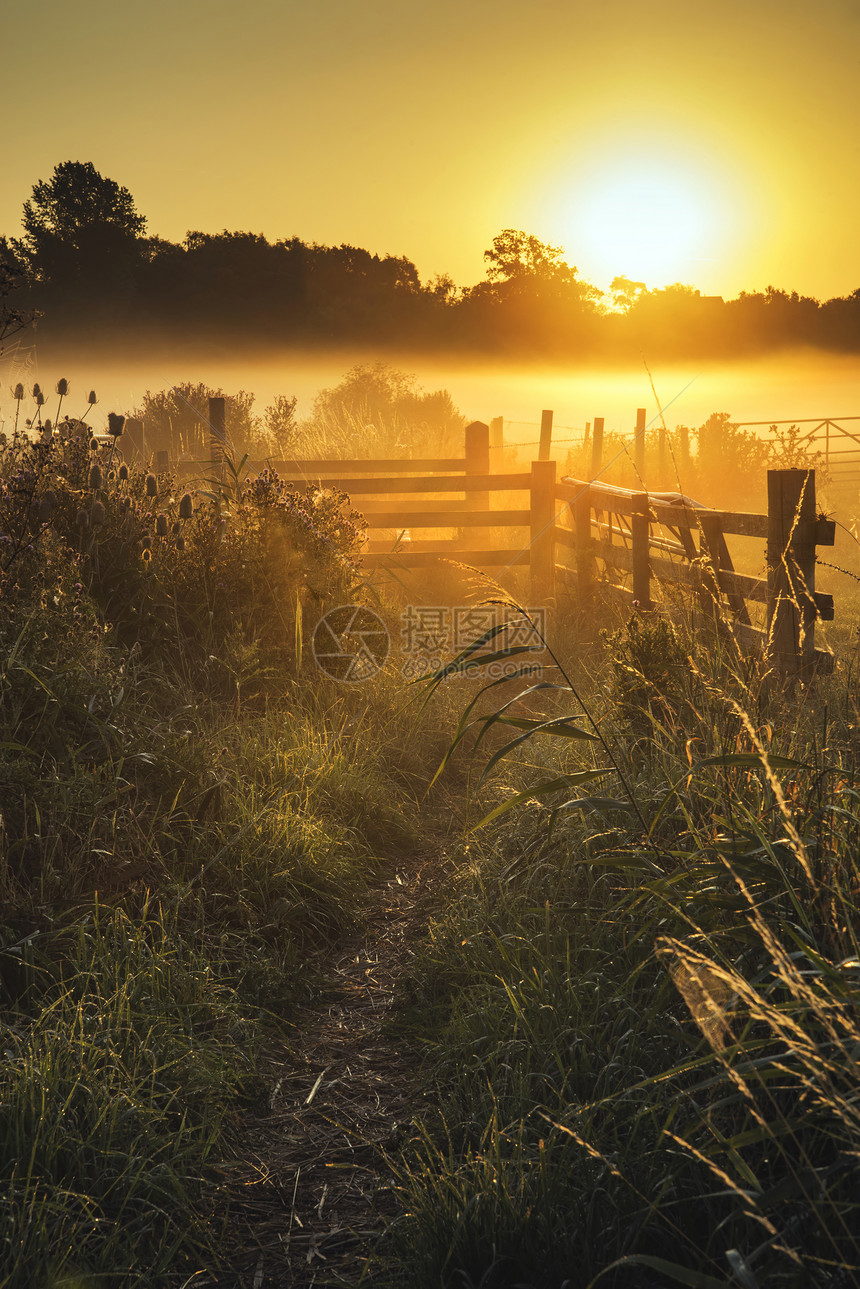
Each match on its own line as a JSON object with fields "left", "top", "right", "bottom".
{"left": 465, "top": 420, "right": 490, "bottom": 513}
{"left": 574, "top": 483, "right": 593, "bottom": 610}
{"left": 489, "top": 416, "right": 504, "bottom": 471}
{"left": 634, "top": 407, "right": 646, "bottom": 480}
{"left": 590, "top": 416, "right": 604, "bottom": 479}
{"left": 155, "top": 449, "right": 169, "bottom": 474}
{"left": 632, "top": 492, "right": 651, "bottom": 608}
{"left": 122, "top": 416, "right": 145, "bottom": 462}
{"left": 767, "top": 468, "right": 817, "bottom": 674}
{"left": 539, "top": 409, "right": 554, "bottom": 462}
{"left": 530, "top": 459, "right": 557, "bottom": 605}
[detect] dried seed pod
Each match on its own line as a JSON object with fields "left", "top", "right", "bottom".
{"left": 56, "top": 378, "right": 69, "bottom": 396}
{"left": 141, "top": 547, "right": 152, "bottom": 563}
{"left": 118, "top": 463, "right": 129, "bottom": 481}
{"left": 91, "top": 500, "right": 105, "bottom": 526}
{"left": 12, "top": 383, "right": 24, "bottom": 400}
{"left": 89, "top": 463, "right": 103, "bottom": 490}
{"left": 155, "top": 513, "right": 169, "bottom": 537}
{"left": 35, "top": 392, "right": 45, "bottom": 407}
{"left": 88, "top": 390, "right": 97, "bottom": 405}
{"left": 172, "top": 520, "right": 181, "bottom": 535}
{"left": 145, "top": 474, "right": 157, "bottom": 498}
{"left": 32, "top": 383, "right": 41, "bottom": 398}
{"left": 76, "top": 510, "right": 90, "bottom": 530}
{"left": 107, "top": 412, "right": 125, "bottom": 437}
{"left": 141, "top": 534, "right": 152, "bottom": 549}
{"left": 176, "top": 536, "right": 186, "bottom": 551}
{"left": 178, "top": 492, "right": 193, "bottom": 520}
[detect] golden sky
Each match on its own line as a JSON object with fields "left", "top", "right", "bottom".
{"left": 4, "top": 0, "right": 860, "bottom": 299}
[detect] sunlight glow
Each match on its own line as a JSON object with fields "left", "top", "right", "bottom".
{"left": 558, "top": 160, "right": 729, "bottom": 290}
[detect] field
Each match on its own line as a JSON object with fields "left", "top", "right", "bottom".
{"left": 1, "top": 386, "right": 860, "bottom": 1289}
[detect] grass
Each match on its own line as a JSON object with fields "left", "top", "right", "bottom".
{"left": 370, "top": 603, "right": 860, "bottom": 1289}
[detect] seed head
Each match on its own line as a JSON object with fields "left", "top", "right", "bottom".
{"left": 76, "top": 510, "right": 89, "bottom": 530}
{"left": 141, "top": 534, "right": 152, "bottom": 549}
{"left": 107, "top": 412, "right": 125, "bottom": 437}
{"left": 56, "top": 378, "right": 69, "bottom": 397}
{"left": 118, "top": 463, "right": 129, "bottom": 481}
{"left": 172, "top": 520, "right": 181, "bottom": 535}
{"left": 89, "top": 463, "right": 103, "bottom": 490}
{"left": 156, "top": 513, "right": 169, "bottom": 537}
{"left": 88, "top": 390, "right": 97, "bottom": 405}
{"left": 91, "top": 500, "right": 105, "bottom": 526}
{"left": 32, "top": 383, "right": 41, "bottom": 398}
{"left": 178, "top": 492, "right": 193, "bottom": 520}
{"left": 176, "top": 536, "right": 186, "bottom": 551}
{"left": 35, "top": 392, "right": 45, "bottom": 407}
{"left": 12, "top": 383, "right": 24, "bottom": 400}
{"left": 145, "top": 474, "right": 157, "bottom": 498}
{"left": 141, "top": 547, "right": 151, "bottom": 563}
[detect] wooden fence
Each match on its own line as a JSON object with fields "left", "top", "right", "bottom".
{"left": 162, "top": 409, "right": 836, "bottom": 675}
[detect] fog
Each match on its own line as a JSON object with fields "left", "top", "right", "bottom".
{"left": 2, "top": 340, "right": 858, "bottom": 449}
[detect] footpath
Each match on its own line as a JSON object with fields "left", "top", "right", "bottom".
{"left": 215, "top": 833, "right": 452, "bottom": 1288}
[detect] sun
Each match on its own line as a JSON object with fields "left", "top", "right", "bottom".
{"left": 557, "top": 158, "right": 728, "bottom": 290}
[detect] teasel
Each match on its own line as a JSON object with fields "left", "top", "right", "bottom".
{"left": 176, "top": 536, "right": 186, "bottom": 551}
{"left": 38, "top": 489, "right": 58, "bottom": 523}
{"left": 118, "top": 464, "right": 129, "bottom": 482}
{"left": 89, "top": 463, "right": 103, "bottom": 491}
{"left": 55, "top": 378, "right": 69, "bottom": 425}
{"left": 179, "top": 492, "right": 193, "bottom": 520}
{"left": 156, "top": 513, "right": 169, "bottom": 537}
{"left": 76, "top": 510, "right": 89, "bottom": 531}
{"left": 12, "top": 383, "right": 24, "bottom": 434}
{"left": 172, "top": 520, "right": 182, "bottom": 535}
{"left": 80, "top": 389, "right": 97, "bottom": 423}
{"left": 145, "top": 473, "right": 158, "bottom": 498}
{"left": 91, "top": 500, "right": 105, "bottom": 527}
{"left": 141, "top": 547, "right": 152, "bottom": 563}
{"left": 107, "top": 412, "right": 124, "bottom": 437}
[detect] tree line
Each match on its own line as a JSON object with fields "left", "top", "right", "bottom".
{"left": 2, "top": 160, "right": 859, "bottom": 358}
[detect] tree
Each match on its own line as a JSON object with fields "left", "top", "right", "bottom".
{"left": 483, "top": 229, "right": 577, "bottom": 284}
{"left": 15, "top": 161, "right": 146, "bottom": 289}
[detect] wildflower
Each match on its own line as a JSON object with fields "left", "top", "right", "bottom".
{"left": 107, "top": 412, "right": 125, "bottom": 437}
{"left": 156, "top": 513, "right": 169, "bottom": 537}
{"left": 89, "top": 463, "right": 103, "bottom": 490}
{"left": 145, "top": 474, "right": 157, "bottom": 498}
{"left": 91, "top": 501, "right": 105, "bottom": 526}
{"left": 179, "top": 492, "right": 193, "bottom": 520}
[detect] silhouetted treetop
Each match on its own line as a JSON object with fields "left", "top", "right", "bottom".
{"left": 15, "top": 161, "right": 146, "bottom": 289}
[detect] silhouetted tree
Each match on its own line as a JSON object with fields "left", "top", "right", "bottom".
{"left": 14, "top": 161, "right": 146, "bottom": 292}
{"left": 131, "top": 382, "right": 259, "bottom": 458}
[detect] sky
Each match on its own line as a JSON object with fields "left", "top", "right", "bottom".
{"left": 4, "top": 0, "right": 860, "bottom": 301}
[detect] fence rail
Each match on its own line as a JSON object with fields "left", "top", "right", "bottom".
{"left": 155, "top": 404, "right": 839, "bottom": 675}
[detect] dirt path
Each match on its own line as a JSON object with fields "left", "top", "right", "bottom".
{"left": 216, "top": 828, "right": 453, "bottom": 1288}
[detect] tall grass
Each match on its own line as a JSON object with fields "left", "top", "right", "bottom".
{"left": 375, "top": 604, "right": 860, "bottom": 1288}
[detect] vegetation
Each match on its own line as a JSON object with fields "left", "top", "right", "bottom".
{"left": 4, "top": 160, "right": 860, "bottom": 358}
{"left": 2, "top": 355, "right": 859, "bottom": 1285}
